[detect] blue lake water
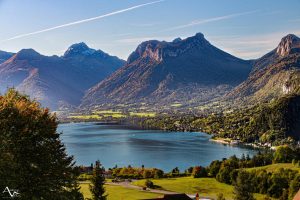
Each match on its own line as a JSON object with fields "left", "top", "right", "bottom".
{"left": 58, "top": 122, "right": 257, "bottom": 172}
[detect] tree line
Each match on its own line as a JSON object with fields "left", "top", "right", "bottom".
{"left": 130, "top": 93, "right": 300, "bottom": 146}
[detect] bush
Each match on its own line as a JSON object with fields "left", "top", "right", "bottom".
{"left": 145, "top": 180, "right": 154, "bottom": 189}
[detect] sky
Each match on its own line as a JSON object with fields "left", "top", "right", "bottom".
{"left": 0, "top": 0, "right": 300, "bottom": 60}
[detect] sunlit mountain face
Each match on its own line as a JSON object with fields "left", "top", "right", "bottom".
{"left": 82, "top": 33, "right": 252, "bottom": 109}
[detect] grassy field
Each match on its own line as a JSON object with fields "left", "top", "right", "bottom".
{"left": 129, "top": 112, "right": 156, "bottom": 117}
{"left": 70, "top": 110, "right": 157, "bottom": 119}
{"left": 80, "top": 182, "right": 160, "bottom": 200}
{"left": 245, "top": 163, "right": 300, "bottom": 173}
{"left": 68, "top": 115, "right": 101, "bottom": 120}
{"left": 133, "top": 177, "right": 270, "bottom": 200}
{"left": 170, "top": 103, "right": 182, "bottom": 107}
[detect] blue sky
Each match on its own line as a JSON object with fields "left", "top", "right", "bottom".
{"left": 0, "top": 0, "right": 299, "bottom": 60}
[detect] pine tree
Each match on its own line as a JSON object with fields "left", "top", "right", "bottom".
{"left": 233, "top": 170, "right": 255, "bottom": 200}
{"left": 69, "top": 180, "right": 84, "bottom": 200}
{"left": 90, "top": 160, "right": 107, "bottom": 200}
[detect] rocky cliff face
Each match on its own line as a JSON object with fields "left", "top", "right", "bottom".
{"left": 276, "top": 34, "right": 300, "bottom": 57}
{"left": 81, "top": 33, "right": 252, "bottom": 108}
{"left": 226, "top": 34, "right": 300, "bottom": 103}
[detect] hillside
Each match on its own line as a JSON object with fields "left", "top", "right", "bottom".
{"left": 0, "top": 43, "right": 124, "bottom": 109}
{"left": 82, "top": 33, "right": 252, "bottom": 109}
{"left": 226, "top": 34, "right": 300, "bottom": 104}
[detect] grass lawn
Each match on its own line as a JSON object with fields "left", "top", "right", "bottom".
{"left": 133, "top": 177, "right": 270, "bottom": 200}
{"left": 245, "top": 163, "right": 300, "bottom": 173}
{"left": 80, "top": 182, "right": 160, "bottom": 200}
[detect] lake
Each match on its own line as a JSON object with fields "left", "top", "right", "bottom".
{"left": 58, "top": 122, "right": 257, "bottom": 171}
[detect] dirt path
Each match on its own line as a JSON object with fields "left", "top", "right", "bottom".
{"left": 106, "top": 181, "right": 179, "bottom": 195}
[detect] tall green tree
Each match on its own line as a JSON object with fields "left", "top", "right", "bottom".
{"left": 90, "top": 160, "right": 107, "bottom": 200}
{"left": 0, "top": 89, "right": 83, "bottom": 199}
{"left": 233, "top": 170, "right": 255, "bottom": 200}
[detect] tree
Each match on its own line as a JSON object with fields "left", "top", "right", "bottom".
{"left": 279, "top": 189, "right": 288, "bottom": 200}
{"left": 69, "top": 180, "right": 84, "bottom": 200}
{"left": 267, "top": 172, "right": 289, "bottom": 198}
{"left": 90, "top": 160, "right": 107, "bottom": 200}
{"left": 171, "top": 167, "right": 180, "bottom": 175}
{"left": 216, "top": 166, "right": 232, "bottom": 184}
{"left": 185, "top": 167, "right": 194, "bottom": 174}
{"left": 154, "top": 169, "right": 164, "bottom": 179}
{"left": 233, "top": 170, "right": 255, "bottom": 200}
{"left": 192, "top": 166, "right": 207, "bottom": 178}
{"left": 143, "top": 170, "right": 152, "bottom": 179}
{"left": 0, "top": 89, "right": 82, "bottom": 199}
{"left": 208, "top": 160, "right": 222, "bottom": 177}
{"left": 273, "top": 146, "right": 296, "bottom": 163}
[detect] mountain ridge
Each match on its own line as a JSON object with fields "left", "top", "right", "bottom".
{"left": 0, "top": 43, "right": 125, "bottom": 109}
{"left": 0, "top": 50, "right": 14, "bottom": 64}
{"left": 81, "top": 33, "right": 252, "bottom": 109}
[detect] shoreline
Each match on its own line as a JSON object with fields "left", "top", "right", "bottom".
{"left": 209, "top": 138, "right": 232, "bottom": 145}
{"left": 59, "top": 120, "right": 276, "bottom": 150}
{"left": 209, "top": 137, "right": 277, "bottom": 150}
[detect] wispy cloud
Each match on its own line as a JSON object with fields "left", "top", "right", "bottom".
{"left": 0, "top": 0, "right": 164, "bottom": 43}
{"left": 162, "top": 10, "right": 259, "bottom": 32}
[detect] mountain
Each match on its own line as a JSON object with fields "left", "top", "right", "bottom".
{"left": 82, "top": 33, "right": 252, "bottom": 109}
{"left": 0, "top": 50, "right": 14, "bottom": 64}
{"left": 226, "top": 34, "right": 300, "bottom": 103}
{"left": 0, "top": 43, "right": 125, "bottom": 109}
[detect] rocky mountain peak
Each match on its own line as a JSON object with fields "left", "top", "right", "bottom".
{"left": 64, "top": 42, "right": 96, "bottom": 57}
{"left": 194, "top": 32, "right": 205, "bottom": 38}
{"left": 172, "top": 37, "right": 182, "bottom": 43}
{"left": 127, "top": 33, "right": 210, "bottom": 64}
{"left": 127, "top": 40, "right": 162, "bottom": 63}
{"left": 276, "top": 34, "right": 300, "bottom": 57}
{"left": 14, "top": 49, "right": 40, "bottom": 60}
